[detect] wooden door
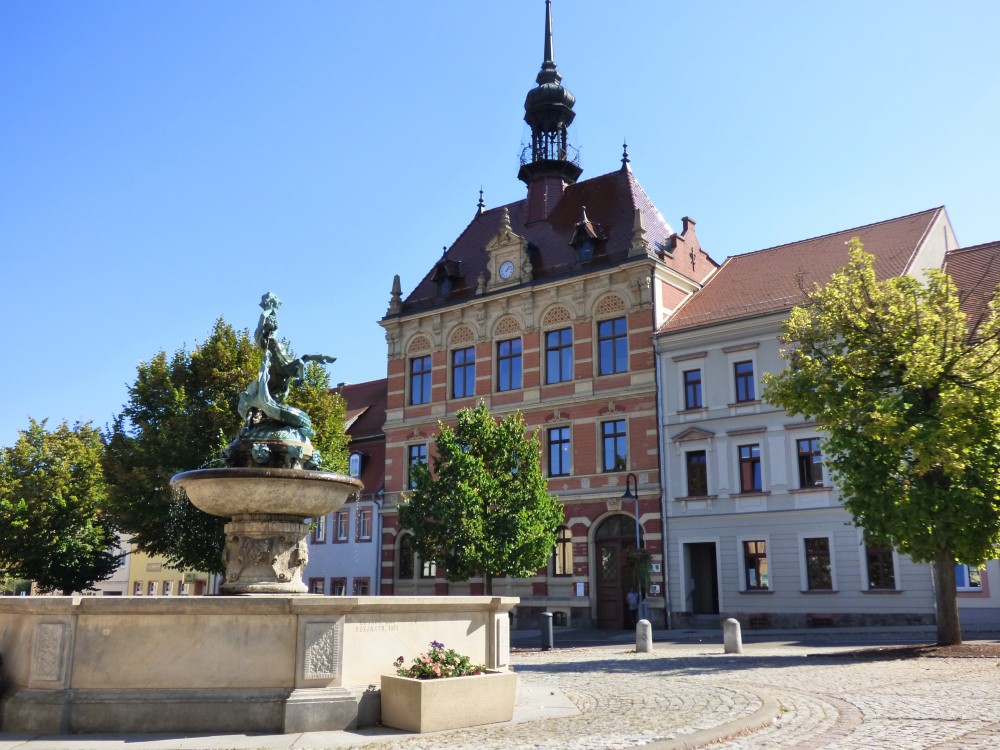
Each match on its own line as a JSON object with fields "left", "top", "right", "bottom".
{"left": 596, "top": 541, "right": 624, "bottom": 629}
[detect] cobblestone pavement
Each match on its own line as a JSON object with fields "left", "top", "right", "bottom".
{"left": 4, "top": 639, "right": 1000, "bottom": 750}
{"left": 356, "top": 641, "right": 1000, "bottom": 750}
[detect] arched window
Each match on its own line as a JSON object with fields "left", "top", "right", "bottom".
{"left": 398, "top": 534, "right": 415, "bottom": 580}
{"left": 553, "top": 525, "right": 572, "bottom": 576}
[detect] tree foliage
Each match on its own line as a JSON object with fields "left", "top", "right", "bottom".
{"left": 763, "top": 241, "right": 1000, "bottom": 644}
{"left": 398, "top": 402, "right": 564, "bottom": 593}
{"left": 103, "top": 318, "right": 348, "bottom": 573}
{"left": 287, "top": 361, "right": 349, "bottom": 473}
{"left": 0, "top": 419, "right": 121, "bottom": 594}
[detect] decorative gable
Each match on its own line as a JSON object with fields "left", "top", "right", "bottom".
{"left": 484, "top": 207, "right": 533, "bottom": 291}
{"left": 672, "top": 426, "right": 715, "bottom": 443}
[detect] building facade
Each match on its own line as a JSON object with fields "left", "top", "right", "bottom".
{"left": 945, "top": 241, "right": 1000, "bottom": 627}
{"left": 656, "top": 208, "right": 956, "bottom": 628}
{"left": 305, "top": 378, "right": 387, "bottom": 596}
{"left": 377, "top": 2, "right": 716, "bottom": 629}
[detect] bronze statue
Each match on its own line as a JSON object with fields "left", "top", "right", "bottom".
{"left": 227, "top": 292, "right": 334, "bottom": 469}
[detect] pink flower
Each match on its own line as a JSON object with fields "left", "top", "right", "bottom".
{"left": 432, "top": 665, "right": 442, "bottom": 676}
{"left": 420, "top": 654, "right": 431, "bottom": 664}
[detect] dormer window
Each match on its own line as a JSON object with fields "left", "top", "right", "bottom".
{"left": 349, "top": 452, "right": 364, "bottom": 478}
{"left": 570, "top": 205, "right": 602, "bottom": 264}
{"left": 431, "top": 250, "right": 461, "bottom": 298}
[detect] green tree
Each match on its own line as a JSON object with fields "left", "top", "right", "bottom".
{"left": 0, "top": 419, "right": 121, "bottom": 594}
{"left": 287, "top": 361, "right": 349, "bottom": 473}
{"left": 104, "top": 318, "right": 348, "bottom": 573}
{"left": 763, "top": 241, "right": 1000, "bottom": 645}
{"left": 399, "top": 402, "right": 564, "bottom": 594}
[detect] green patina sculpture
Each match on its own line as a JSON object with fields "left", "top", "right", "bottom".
{"left": 225, "top": 292, "right": 335, "bottom": 470}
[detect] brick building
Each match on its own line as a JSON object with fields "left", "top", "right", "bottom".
{"left": 377, "top": 1, "right": 716, "bottom": 629}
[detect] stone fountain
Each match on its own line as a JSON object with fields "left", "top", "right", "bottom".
{"left": 0, "top": 294, "right": 517, "bottom": 736}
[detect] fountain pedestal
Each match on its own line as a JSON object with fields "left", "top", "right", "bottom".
{"left": 223, "top": 514, "right": 311, "bottom": 593}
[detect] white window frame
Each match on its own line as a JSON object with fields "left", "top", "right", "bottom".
{"left": 736, "top": 534, "right": 772, "bottom": 592}
{"left": 313, "top": 514, "right": 327, "bottom": 543}
{"left": 956, "top": 563, "right": 984, "bottom": 592}
{"left": 357, "top": 507, "right": 373, "bottom": 541}
{"left": 723, "top": 343, "right": 760, "bottom": 406}
{"left": 335, "top": 510, "right": 350, "bottom": 541}
{"left": 856, "top": 530, "right": 900, "bottom": 591}
{"left": 798, "top": 533, "right": 837, "bottom": 592}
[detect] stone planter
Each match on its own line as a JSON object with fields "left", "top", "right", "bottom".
{"left": 379, "top": 670, "right": 518, "bottom": 733}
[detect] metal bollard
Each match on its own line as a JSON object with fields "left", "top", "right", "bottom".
{"left": 723, "top": 617, "right": 743, "bottom": 654}
{"left": 541, "top": 611, "right": 554, "bottom": 651}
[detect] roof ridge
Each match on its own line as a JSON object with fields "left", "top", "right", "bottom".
{"left": 336, "top": 377, "right": 388, "bottom": 390}
{"left": 948, "top": 240, "right": 1000, "bottom": 255}
{"left": 727, "top": 206, "right": 945, "bottom": 260}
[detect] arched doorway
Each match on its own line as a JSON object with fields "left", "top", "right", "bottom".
{"left": 594, "top": 514, "right": 643, "bottom": 629}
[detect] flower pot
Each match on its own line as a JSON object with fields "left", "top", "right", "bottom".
{"left": 379, "top": 670, "right": 518, "bottom": 733}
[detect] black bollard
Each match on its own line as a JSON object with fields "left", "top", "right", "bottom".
{"left": 541, "top": 611, "right": 554, "bottom": 651}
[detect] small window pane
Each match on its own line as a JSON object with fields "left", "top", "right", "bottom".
{"left": 683, "top": 369, "right": 702, "bottom": 410}
{"left": 743, "top": 540, "right": 769, "bottom": 590}
{"left": 734, "top": 361, "right": 755, "bottom": 402}
{"left": 804, "top": 537, "right": 832, "bottom": 590}
{"left": 598, "top": 317, "right": 628, "bottom": 375}
{"left": 685, "top": 450, "right": 707, "bottom": 496}
{"left": 545, "top": 328, "right": 574, "bottom": 384}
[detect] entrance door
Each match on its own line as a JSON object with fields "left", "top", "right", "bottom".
{"left": 596, "top": 541, "right": 624, "bottom": 629}
{"left": 594, "top": 515, "right": 641, "bottom": 629}
{"left": 686, "top": 542, "right": 719, "bottom": 615}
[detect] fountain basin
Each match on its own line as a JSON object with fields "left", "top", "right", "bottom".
{"left": 172, "top": 467, "right": 362, "bottom": 518}
{"left": 171, "top": 468, "right": 363, "bottom": 595}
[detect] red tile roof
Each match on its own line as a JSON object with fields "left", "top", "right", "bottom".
{"left": 659, "top": 207, "right": 945, "bottom": 333}
{"left": 398, "top": 168, "right": 717, "bottom": 314}
{"left": 334, "top": 379, "right": 387, "bottom": 496}
{"left": 336, "top": 379, "right": 387, "bottom": 440}
{"left": 946, "top": 241, "right": 1000, "bottom": 335}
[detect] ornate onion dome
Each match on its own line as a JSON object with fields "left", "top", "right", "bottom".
{"left": 518, "top": 0, "right": 582, "bottom": 186}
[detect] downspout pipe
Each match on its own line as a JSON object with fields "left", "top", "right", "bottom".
{"left": 651, "top": 283, "right": 673, "bottom": 629}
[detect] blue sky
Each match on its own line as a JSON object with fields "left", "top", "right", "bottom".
{"left": 2, "top": 1, "right": 998, "bottom": 446}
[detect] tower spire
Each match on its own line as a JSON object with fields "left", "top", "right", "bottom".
{"left": 518, "top": 0, "right": 582, "bottom": 222}
{"left": 541, "top": 0, "right": 556, "bottom": 79}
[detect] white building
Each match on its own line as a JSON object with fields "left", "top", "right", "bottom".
{"left": 304, "top": 379, "right": 386, "bottom": 596}
{"left": 655, "top": 208, "right": 955, "bottom": 628}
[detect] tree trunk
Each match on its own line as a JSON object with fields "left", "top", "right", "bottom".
{"left": 484, "top": 572, "right": 493, "bottom": 596}
{"left": 933, "top": 548, "right": 962, "bottom": 646}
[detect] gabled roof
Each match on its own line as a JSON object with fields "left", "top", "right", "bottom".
{"left": 334, "top": 378, "right": 387, "bottom": 497}
{"left": 659, "top": 207, "right": 945, "bottom": 333}
{"left": 946, "top": 241, "right": 1000, "bottom": 335}
{"left": 335, "top": 379, "right": 387, "bottom": 440}
{"left": 397, "top": 168, "right": 717, "bottom": 315}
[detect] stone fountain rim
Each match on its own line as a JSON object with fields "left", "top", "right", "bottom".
{"left": 172, "top": 466, "right": 364, "bottom": 489}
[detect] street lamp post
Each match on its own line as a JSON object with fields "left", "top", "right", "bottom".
{"left": 621, "top": 472, "right": 644, "bottom": 620}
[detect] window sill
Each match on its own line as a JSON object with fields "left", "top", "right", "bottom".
{"left": 862, "top": 588, "right": 903, "bottom": 594}
{"left": 735, "top": 491, "right": 771, "bottom": 498}
{"left": 739, "top": 588, "right": 773, "bottom": 594}
{"left": 788, "top": 486, "right": 829, "bottom": 493}
{"left": 675, "top": 494, "right": 718, "bottom": 502}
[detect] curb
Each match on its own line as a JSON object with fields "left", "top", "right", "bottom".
{"left": 643, "top": 687, "right": 780, "bottom": 750}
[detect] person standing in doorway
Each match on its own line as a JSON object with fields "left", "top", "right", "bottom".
{"left": 626, "top": 587, "right": 639, "bottom": 627}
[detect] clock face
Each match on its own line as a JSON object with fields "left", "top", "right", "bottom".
{"left": 499, "top": 260, "right": 515, "bottom": 280}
